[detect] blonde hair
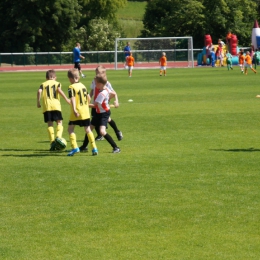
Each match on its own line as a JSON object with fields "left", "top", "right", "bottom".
{"left": 67, "top": 68, "right": 79, "bottom": 80}
{"left": 95, "top": 65, "right": 106, "bottom": 75}
{"left": 95, "top": 73, "right": 107, "bottom": 85}
{"left": 162, "top": 52, "right": 166, "bottom": 56}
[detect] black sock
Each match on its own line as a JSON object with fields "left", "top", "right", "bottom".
{"left": 104, "top": 133, "right": 117, "bottom": 148}
{"left": 81, "top": 134, "right": 89, "bottom": 148}
{"left": 109, "top": 119, "right": 119, "bottom": 133}
{"left": 95, "top": 125, "right": 100, "bottom": 136}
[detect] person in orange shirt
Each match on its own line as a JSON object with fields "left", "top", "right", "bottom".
{"left": 238, "top": 49, "right": 245, "bottom": 73}
{"left": 159, "top": 52, "right": 167, "bottom": 76}
{"left": 126, "top": 52, "right": 135, "bottom": 77}
{"left": 244, "top": 51, "right": 257, "bottom": 75}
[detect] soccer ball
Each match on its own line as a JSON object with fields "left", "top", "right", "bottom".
{"left": 55, "top": 137, "right": 67, "bottom": 150}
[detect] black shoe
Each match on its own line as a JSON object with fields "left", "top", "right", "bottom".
{"left": 112, "top": 147, "right": 121, "bottom": 153}
{"left": 50, "top": 141, "right": 56, "bottom": 151}
{"left": 95, "top": 136, "right": 104, "bottom": 141}
{"left": 116, "top": 131, "right": 123, "bottom": 141}
{"left": 79, "top": 146, "right": 88, "bottom": 152}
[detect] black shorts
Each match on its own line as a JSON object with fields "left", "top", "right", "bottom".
{"left": 44, "top": 111, "right": 63, "bottom": 123}
{"left": 91, "top": 111, "right": 110, "bottom": 127}
{"left": 74, "top": 62, "right": 81, "bottom": 70}
{"left": 91, "top": 107, "right": 97, "bottom": 117}
{"left": 68, "top": 118, "right": 90, "bottom": 127}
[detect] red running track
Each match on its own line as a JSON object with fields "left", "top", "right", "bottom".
{"left": 0, "top": 61, "right": 194, "bottom": 72}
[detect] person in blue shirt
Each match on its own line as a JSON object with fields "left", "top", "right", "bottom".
{"left": 123, "top": 42, "right": 131, "bottom": 68}
{"left": 73, "top": 42, "right": 86, "bottom": 78}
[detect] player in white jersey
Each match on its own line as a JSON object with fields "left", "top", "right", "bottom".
{"left": 89, "top": 73, "right": 121, "bottom": 153}
{"left": 79, "top": 65, "right": 123, "bottom": 152}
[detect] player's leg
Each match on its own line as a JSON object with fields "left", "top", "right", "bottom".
{"left": 100, "top": 113, "right": 120, "bottom": 153}
{"left": 67, "top": 124, "right": 79, "bottom": 156}
{"left": 85, "top": 125, "right": 98, "bottom": 155}
{"left": 47, "top": 121, "right": 56, "bottom": 151}
{"left": 108, "top": 117, "right": 123, "bottom": 141}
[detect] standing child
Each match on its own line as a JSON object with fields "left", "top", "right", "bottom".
{"left": 159, "top": 52, "right": 167, "bottom": 76}
{"left": 67, "top": 69, "right": 98, "bottom": 156}
{"left": 88, "top": 73, "right": 121, "bottom": 153}
{"left": 238, "top": 49, "right": 245, "bottom": 73}
{"left": 126, "top": 52, "right": 135, "bottom": 77}
{"left": 225, "top": 50, "right": 233, "bottom": 70}
{"left": 244, "top": 51, "right": 257, "bottom": 75}
{"left": 37, "top": 70, "right": 70, "bottom": 151}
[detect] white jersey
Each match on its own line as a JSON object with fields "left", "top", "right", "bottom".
{"left": 95, "top": 87, "right": 112, "bottom": 113}
{"left": 90, "top": 79, "right": 114, "bottom": 104}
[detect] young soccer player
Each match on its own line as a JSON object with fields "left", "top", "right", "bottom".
{"left": 159, "top": 52, "right": 167, "bottom": 76}
{"left": 88, "top": 73, "right": 121, "bottom": 153}
{"left": 126, "top": 52, "right": 135, "bottom": 77}
{"left": 244, "top": 51, "right": 257, "bottom": 75}
{"left": 67, "top": 69, "right": 98, "bottom": 156}
{"left": 37, "top": 70, "right": 70, "bottom": 151}
{"left": 80, "top": 66, "right": 123, "bottom": 151}
{"left": 238, "top": 49, "right": 245, "bottom": 73}
{"left": 225, "top": 50, "right": 233, "bottom": 70}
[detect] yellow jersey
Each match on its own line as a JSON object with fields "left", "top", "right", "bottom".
{"left": 39, "top": 79, "right": 62, "bottom": 113}
{"left": 68, "top": 82, "right": 90, "bottom": 121}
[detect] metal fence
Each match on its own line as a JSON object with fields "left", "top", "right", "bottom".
{"left": 0, "top": 50, "right": 202, "bottom": 67}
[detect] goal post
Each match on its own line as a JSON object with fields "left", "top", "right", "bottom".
{"left": 114, "top": 37, "right": 194, "bottom": 70}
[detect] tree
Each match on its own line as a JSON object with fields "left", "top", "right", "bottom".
{"left": 86, "top": 18, "right": 121, "bottom": 51}
{"left": 140, "top": 0, "right": 259, "bottom": 48}
{"left": 0, "top": 0, "right": 81, "bottom": 52}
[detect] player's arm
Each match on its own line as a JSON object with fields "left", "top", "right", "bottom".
{"left": 57, "top": 87, "right": 71, "bottom": 105}
{"left": 37, "top": 86, "right": 42, "bottom": 108}
{"left": 71, "top": 96, "right": 79, "bottom": 117}
{"left": 110, "top": 91, "right": 119, "bottom": 108}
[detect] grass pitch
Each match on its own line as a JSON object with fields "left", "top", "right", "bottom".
{"left": 1, "top": 67, "right": 260, "bottom": 259}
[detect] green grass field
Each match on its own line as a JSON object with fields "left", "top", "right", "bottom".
{"left": 1, "top": 67, "right": 260, "bottom": 259}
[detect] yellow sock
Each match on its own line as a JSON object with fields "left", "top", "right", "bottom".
{"left": 47, "top": 126, "right": 55, "bottom": 143}
{"left": 56, "top": 124, "right": 63, "bottom": 138}
{"left": 87, "top": 132, "right": 97, "bottom": 149}
{"left": 69, "top": 133, "right": 77, "bottom": 149}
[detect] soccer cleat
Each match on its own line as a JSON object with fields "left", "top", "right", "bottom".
{"left": 95, "top": 135, "right": 104, "bottom": 141}
{"left": 79, "top": 146, "right": 88, "bottom": 152}
{"left": 92, "top": 148, "right": 98, "bottom": 156}
{"left": 67, "top": 147, "right": 80, "bottom": 156}
{"left": 112, "top": 147, "right": 121, "bottom": 153}
{"left": 81, "top": 74, "right": 86, "bottom": 78}
{"left": 50, "top": 141, "right": 56, "bottom": 151}
{"left": 116, "top": 131, "right": 123, "bottom": 141}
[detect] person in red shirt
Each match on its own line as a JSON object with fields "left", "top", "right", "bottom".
{"left": 159, "top": 52, "right": 167, "bottom": 76}
{"left": 244, "top": 51, "right": 257, "bottom": 75}
{"left": 126, "top": 52, "right": 135, "bottom": 77}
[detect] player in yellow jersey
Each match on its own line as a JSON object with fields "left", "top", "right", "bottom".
{"left": 67, "top": 69, "right": 98, "bottom": 156}
{"left": 37, "top": 70, "right": 70, "bottom": 151}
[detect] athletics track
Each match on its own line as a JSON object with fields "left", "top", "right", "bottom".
{"left": 0, "top": 61, "right": 195, "bottom": 72}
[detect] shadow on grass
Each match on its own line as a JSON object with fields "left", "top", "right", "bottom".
{"left": 0, "top": 149, "right": 67, "bottom": 157}
{"left": 211, "top": 148, "right": 260, "bottom": 152}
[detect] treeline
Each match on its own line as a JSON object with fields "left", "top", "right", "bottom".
{"left": 0, "top": 0, "right": 260, "bottom": 52}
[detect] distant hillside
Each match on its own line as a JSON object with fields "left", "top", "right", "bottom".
{"left": 117, "top": 1, "right": 147, "bottom": 38}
